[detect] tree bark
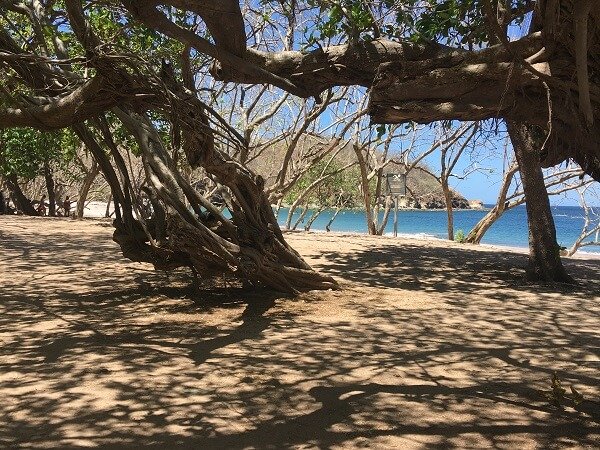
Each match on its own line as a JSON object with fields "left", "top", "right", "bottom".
{"left": 0, "top": 0, "right": 340, "bottom": 294}
{"left": 441, "top": 177, "right": 454, "bottom": 240}
{"left": 76, "top": 160, "right": 100, "bottom": 218}
{"left": 376, "top": 195, "right": 393, "bottom": 235}
{"left": 508, "top": 121, "right": 573, "bottom": 283}
{"left": 465, "top": 163, "right": 518, "bottom": 244}
{"left": 292, "top": 205, "right": 310, "bottom": 231}
{"left": 105, "top": 193, "right": 112, "bottom": 218}
{"left": 326, "top": 207, "right": 342, "bottom": 232}
{"left": 466, "top": 206, "right": 503, "bottom": 245}
{"left": 354, "top": 143, "right": 376, "bottom": 234}
{"left": 43, "top": 160, "right": 56, "bottom": 216}
{"left": 210, "top": 14, "right": 600, "bottom": 182}
{"left": 212, "top": 32, "right": 543, "bottom": 98}
{"left": 5, "top": 174, "right": 37, "bottom": 215}
{"left": 304, "top": 205, "right": 325, "bottom": 231}
{"left": 112, "top": 106, "right": 338, "bottom": 293}
{"left": 372, "top": 167, "right": 384, "bottom": 233}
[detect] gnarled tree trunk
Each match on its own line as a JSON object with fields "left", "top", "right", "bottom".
{"left": 4, "top": 0, "right": 596, "bottom": 290}
{"left": 112, "top": 104, "right": 338, "bottom": 293}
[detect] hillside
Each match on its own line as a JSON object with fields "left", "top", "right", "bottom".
{"left": 249, "top": 135, "right": 478, "bottom": 209}
{"left": 395, "top": 166, "right": 472, "bottom": 209}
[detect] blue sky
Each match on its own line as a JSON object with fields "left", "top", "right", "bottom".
{"left": 437, "top": 136, "right": 584, "bottom": 207}
{"left": 454, "top": 166, "right": 586, "bottom": 207}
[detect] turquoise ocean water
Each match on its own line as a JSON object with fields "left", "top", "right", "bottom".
{"left": 276, "top": 205, "right": 600, "bottom": 254}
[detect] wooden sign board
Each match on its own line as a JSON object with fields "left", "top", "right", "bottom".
{"left": 386, "top": 173, "right": 406, "bottom": 196}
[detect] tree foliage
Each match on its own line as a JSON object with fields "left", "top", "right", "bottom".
{"left": 283, "top": 160, "right": 363, "bottom": 207}
{"left": 0, "top": 128, "right": 73, "bottom": 179}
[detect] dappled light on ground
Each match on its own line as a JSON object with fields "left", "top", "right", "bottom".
{"left": 1, "top": 217, "right": 599, "bottom": 449}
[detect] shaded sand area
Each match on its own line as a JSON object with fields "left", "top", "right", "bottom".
{"left": 1, "top": 216, "right": 599, "bottom": 449}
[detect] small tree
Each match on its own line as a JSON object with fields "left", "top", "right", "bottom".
{"left": 0, "top": 128, "right": 72, "bottom": 215}
{"left": 434, "top": 122, "right": 480, "bottom": 240}
{"left": 283, "top": 159, "right": 359, "bottom": 230}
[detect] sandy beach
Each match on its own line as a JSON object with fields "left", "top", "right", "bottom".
{"left": 0, "top": 216, "right": 598, "bottom": 449}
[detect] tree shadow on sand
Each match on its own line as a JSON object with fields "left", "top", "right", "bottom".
{"left": 1, "top": 218, "right": 599, "bottom": 448}
{"left": 311, "top": 242, "right": 600, "bottom": 298}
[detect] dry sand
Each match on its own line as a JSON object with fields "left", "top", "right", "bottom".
{"left": 0, "top": 216, "right": 599, "bottom": 449}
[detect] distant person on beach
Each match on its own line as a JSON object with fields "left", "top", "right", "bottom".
{"left": 63, "top": 196, "right": 71, "bottom": 217}
{"left": 37, "top": 195, "right": 47, "bottom": 216}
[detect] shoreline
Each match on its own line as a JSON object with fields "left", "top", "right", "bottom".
{"left": 4, "top": 211, "right": 599, "bottom": 259}
{"left": 14, "top": 200, "right": 600, "bottom": 259}
{"left": 282, "top": 227, "right": 600, "bottom": 260}
{"left": 277, "top": 204, "right": 491, "bottom": 212}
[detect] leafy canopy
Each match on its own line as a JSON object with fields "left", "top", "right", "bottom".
{"left": 0, "top": 128, "right": 75, "bottom": 178}
{"left": 260, "top": 0, "right": 532, "bottom": 50}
